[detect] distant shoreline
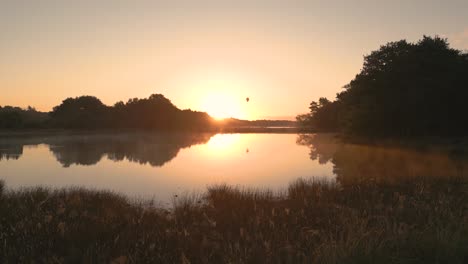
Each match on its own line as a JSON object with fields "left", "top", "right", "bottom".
{"left": 2, "top": 129, "right": 468, "bottom": 148}
{"left": 0, "top": 127, "right": 314, "bottom": 137}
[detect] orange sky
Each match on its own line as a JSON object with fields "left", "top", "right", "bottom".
{"left": 1, "top": 1, "right": 467, "bottom": 120}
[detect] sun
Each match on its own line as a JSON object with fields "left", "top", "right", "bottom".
{"left": 199, "top": 91, "right": 245, "bottom": 120}
{"left": 186, "top": 69, "right": 255, "bottom": 120}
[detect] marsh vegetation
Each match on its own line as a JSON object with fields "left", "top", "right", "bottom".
{"left": 1, "top": 171, "right": 467, "bottom": 263}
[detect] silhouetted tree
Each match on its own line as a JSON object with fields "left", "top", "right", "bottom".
{"left": 50, "top": 96, "right": 109, "bottom": 129}
{"left": 298, "top": 36, "right": 468, "bottom": 137}
{"left": 0, "top": 105, "right": 48, "bottom": 129}
{"left": 296, "top": 114, "right": 312, "bottom": 128}
{"left": 0, "top": 111, "right": 23, "bottom": 129}
{"left": 49, "top": 94, "right": 217, "bottom": 130}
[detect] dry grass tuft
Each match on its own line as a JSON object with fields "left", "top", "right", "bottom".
{"left": 0, "top": 176, "right": 467, "bottom": 263}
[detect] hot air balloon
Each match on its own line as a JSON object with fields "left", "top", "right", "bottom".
{"left": 246, "top": 97, "right": 250, "bottom": 103}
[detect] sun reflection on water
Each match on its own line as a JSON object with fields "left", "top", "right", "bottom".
{"left": 204, "top": 134, "right": 242, "bottom": 156}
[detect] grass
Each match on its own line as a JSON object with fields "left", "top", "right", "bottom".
{"left": 0, "top": 176, "right": 467, "bottom": 263}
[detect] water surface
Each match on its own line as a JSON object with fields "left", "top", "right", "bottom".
{"left": 0, "top": 133, "right": 333, "bottom": 203}
{"left": 1, "top": 133, "right": 467, "bottom": 203}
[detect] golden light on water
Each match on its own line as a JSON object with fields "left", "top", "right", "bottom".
{"left": 205, "top": 134, "right": 242, "bottom": 153}
{"left": 197, "top": 133, "right": 246, "bottom": 161}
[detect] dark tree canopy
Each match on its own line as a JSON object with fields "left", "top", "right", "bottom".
{"left": 1, "top": 93, "right": 290, "bottom": 131}
{"left": 51, "top": 96, "right": 108, "bottom": 129}
{"left": 299, "top": 36, "right": 468, "bottom": 137}
{"left": 0, "top": 106, "right": 48, "bottom": 129}
{"left": 49, "top": 94, "right": 216, "bottom": 130}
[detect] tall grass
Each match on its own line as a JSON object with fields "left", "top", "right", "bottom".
{"left": 0, "top": 179, "right": 4, "bottom": 196}
{"left": 0, "top": 176, "right": 467, "bottom": 263}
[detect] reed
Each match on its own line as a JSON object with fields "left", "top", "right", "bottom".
{"left": 0, "top": 176, "right": 467, "bottom": 263}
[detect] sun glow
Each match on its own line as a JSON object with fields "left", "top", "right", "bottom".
{"left": 200, "top": 91, "right": 245, "bottom": 120}
{"left": 191, "top": 72, "right": 253, "bottom": 120}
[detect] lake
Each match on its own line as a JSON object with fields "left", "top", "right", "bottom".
{"left": 0, "top": 133, "right": 332, "bottom": 204}
{"left": 1, "top": 132, "right": 467, "bottom": 204}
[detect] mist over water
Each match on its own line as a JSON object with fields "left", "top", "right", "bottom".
{"left": 1, "top": 133, "right": 467, "bottom": 203}
{"left": 0, "top": 133, "right": 330, "bottom": 203}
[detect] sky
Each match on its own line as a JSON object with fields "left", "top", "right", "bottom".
{"left": 1, "top": 0, "right": 467, "bottom": 120}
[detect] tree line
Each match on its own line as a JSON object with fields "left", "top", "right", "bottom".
{"left": 0, "top": 106, "right": 48, "bottom": 129}
{"left": 298, "top": 36, "right": 468, "bottom": 138}
{"left": 0, "top": 94, "right": 216, "bottom": 131}
{"left": 1, "top": 94, "right": 297, "bottom": 131}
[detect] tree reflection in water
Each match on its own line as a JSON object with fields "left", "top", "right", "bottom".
{"left": 0, "top": 143, "right": 23, "bottom": 161}
{"left": 297, "top": 134, "right": 468, "bottom": 185}
{"left": 0, "top": 133, "right": 214, "bottom": 167}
